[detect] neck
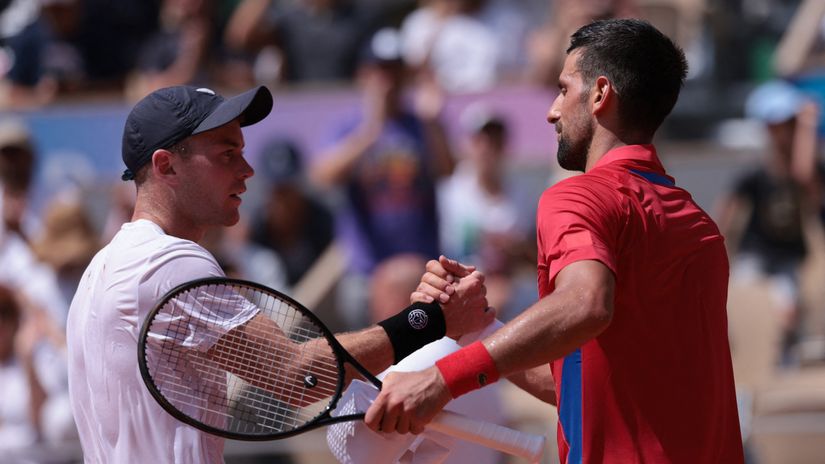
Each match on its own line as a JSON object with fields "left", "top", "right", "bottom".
{"left": 584, "top": 126, "right": 652, "bottom": 172}
{"left": 132, "top": 192, "right": 205, "bottom": 243}
{"left": 477, "top": 169, "right": 503, "bottom": 195}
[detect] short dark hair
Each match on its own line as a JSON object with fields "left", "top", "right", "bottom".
{"left": 567, "top": 19, "right": 688, "bottom": 135}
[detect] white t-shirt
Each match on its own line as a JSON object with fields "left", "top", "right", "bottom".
{"left": 0, "top": 224, "right": 68, "bottom": 326}
{"left": 66, "top": 219, "right": 253, "bottom": 464}
{"left": 400, "top": 8, "right": 499, "bottom": 93}
{"left": 437, "top": 161, "right": 519, "bottom": 263}
{"left": 0, "top": 358, "right": 38, "bottom": 450}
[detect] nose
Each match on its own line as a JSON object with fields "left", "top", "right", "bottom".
{"left": 546, "top": 95, "right": 561, "bottom": 125}
{"left": 238, "top": 155, "right": 254, "bottom": 179}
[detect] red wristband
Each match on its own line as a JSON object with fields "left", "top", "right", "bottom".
{"left": 435, "top": 341, "right": 500, "bottom": 398}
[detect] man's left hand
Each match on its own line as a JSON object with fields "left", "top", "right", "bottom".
{"left": 364, "top": 365, "right": 451, "bottom": 435}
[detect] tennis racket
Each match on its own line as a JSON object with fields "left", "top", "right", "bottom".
{"left": 137, "top": 277, "right": 544, "bottom": 462}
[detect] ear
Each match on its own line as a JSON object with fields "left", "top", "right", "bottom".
{"left": 151, "top": 149, "right": 178, "bottom": 184}
{"left": 591, "top": 76, "right": 614, "bottom": 116}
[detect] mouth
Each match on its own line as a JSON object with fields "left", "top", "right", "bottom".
{"left": 230, "top": 188, "right": 245, "bottom": 201}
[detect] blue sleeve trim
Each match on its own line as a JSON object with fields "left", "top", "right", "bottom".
{"left": 629, "top": 168, "right": 675, "bottom": 187}
{"left": 560, "top": 348, "right": 583, "bottom": 464}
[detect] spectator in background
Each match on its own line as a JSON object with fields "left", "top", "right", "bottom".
{"left": 399, "top": 0, "right": 501, "bottom": 93}
{"left": 0, "top": 119, "right": 68, "bottom": 326}
{"left": 310, "top": 27, "right": 455, "bottom": 328}
{"left": 31, "top": 199, "right": 100, "bottom": 308}
{"left": 0, "top": 0, "right": 85, "bottom": 108}
{"left": 224, "top": 0, "right": 382, "bottom": 85}
{"left": 0, "top": 118, "right": 37, "bottom": 242}
{"left": 526, "top": 0, "right": 637, "bottom": 88}
{"left": 369, "top": 254, "right": 432, "bottom": 321}
{"left": 717, "top": 80, "right": 825, "bottom": 364}
{"left": 200, "top": 224, "right": 289, "bottom": 292}
{"left": 125, "top": 0, "right": 213, "bottom": 101}
{"left": 249, "top": 138, "right": 334, "bottom": 287}
{"left": 438, "top": 105, "right": 525, "bottom": 312}
{"left": 71, "top": 0, "right": 159, "bottom": 91}
{"left": 773, "top": 0, "right": 825, "bottom": 79}
{"left": 773, "top": 0, "right": 825, "bottom": 137}
{"left": 438, "top": 105, "right": 518, "bottom": 266}
{"left": 0, "top": 284, "right": 74, "bottom": 453}
{"left": 100, "top": 181, "right": 137, "bottom": 243}
{"left": 0, "top": 0, "right": 159, "bottom": 107}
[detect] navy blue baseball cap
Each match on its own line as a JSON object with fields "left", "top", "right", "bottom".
{"left": 121, "top": 85, "right": 273, "bottom": 181}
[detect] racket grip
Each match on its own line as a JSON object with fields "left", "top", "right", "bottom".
{"left": 427, "top": 409, "right": 545, "bottom": 462}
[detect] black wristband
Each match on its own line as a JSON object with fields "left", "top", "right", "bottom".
{"left": 377, "top": 301, "right": 446, "bottom": 364}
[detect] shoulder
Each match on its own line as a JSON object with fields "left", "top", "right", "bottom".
{"left": 539, "top": 172, "right": 621, "bottom": 213}
{"left": 114, "top": 221, "right": 222, "bottom": 276}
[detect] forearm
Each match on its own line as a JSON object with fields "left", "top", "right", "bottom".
{"left": 224, "top": 0, "right": 273, "bottom": 51}
{"left": 336, "top": 326, "right": 395, "bottom": 384}
{"left": 484, "top": 286, "right": 611, "bottom": 378}
{"left": 310, "top": 128, "right": 378, "bottom": 188}
{"left": 791, "top": 107, "right": 822, "bottom": 204}
{"left": 422, "top": 119, "right": 455, "bottom": 178}
{"left": 23, "top": 357, "right": 47, "bottom": 435}
{"left": 774, "top": 0, "right": 825, "bottom": 76}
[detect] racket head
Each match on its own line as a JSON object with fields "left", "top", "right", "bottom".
{"left": 137, "top": 277, "right": 354, "bottom": 441}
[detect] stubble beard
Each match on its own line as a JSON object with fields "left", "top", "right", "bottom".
{"left": 556, "top": 126, "right": 592, "bottom": 172}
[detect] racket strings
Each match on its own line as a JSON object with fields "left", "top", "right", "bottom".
{"left": 144, "top": 282, "right": 344, "bottom": 436}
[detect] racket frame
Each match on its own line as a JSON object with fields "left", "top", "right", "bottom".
{"left": 137, "top": 277, "right": 382, "bottom": 441}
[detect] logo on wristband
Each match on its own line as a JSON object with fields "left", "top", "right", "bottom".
{"left": 408, "top": 308, "right": 428, "bottom": 330}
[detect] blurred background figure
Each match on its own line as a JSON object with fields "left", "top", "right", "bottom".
{"left": 310, "top": 27, "right": 454, "bottom": 328}
{"left": 125, "top": 0, "right": 213, "bottom": 101}
{"left": 249, "top": 137, "right": 334, "bottom": 288}
{"left": 773, "top": 0, "right": 825, "bottom": 137}
{"left": 0, "top": 0, "right": 159, "bottom": 107}
{"left": 0, "top": 0, "right": 85, "bottom": 108}
{"left": 717, "top": 79, "right": 824, "bottom": 366}
{"left": 438, "top": 104, "right": 526, "bottom": 312}
{"left": 399, "top": 0, "right": 501, "bottom": 93}
{"left": 200, "top": 224, "right": 290, "bottom": 293}
{"left": 0, "top": 284, "right": 75, "bottom": 456}
{"left": 224, "top": 0, "right": 384, "bottom": 86}
{"left": 526, "top": 0, "right": 638, "bottom": 88}
{"left": 100, "top": 182, "right": 137, "bottom": 244}
{"left": 0, "top": 119, "right": 68, "bottom": 327}
{"left": 0, "top": 118, "right": 38, "bottom": 242}
{"left": 30, "top": 199, "right": 99, "bottom": 309}
{"left": 368, "top": 253, "right": 429, "bottom": 321}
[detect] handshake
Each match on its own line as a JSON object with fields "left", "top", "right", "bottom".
{"left": 409, "top": 255, "right": 495, "bottom": 341}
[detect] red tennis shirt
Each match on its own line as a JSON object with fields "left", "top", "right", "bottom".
{"left": 536, "top": 145, "right": 744, "bottom": 463}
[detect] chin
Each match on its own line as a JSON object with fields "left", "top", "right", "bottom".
{"left": 222, "top": 211, "right": 241, "bottom": 227}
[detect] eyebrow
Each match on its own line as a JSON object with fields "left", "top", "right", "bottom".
{"left": 214, "top": 137, "right": 244, "bottom": 151}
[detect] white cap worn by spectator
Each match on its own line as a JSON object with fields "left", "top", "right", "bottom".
{"left": 745, "top": 80, "right": 807, "bottom": 124}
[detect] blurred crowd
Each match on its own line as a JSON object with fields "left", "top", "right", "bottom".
{"left": 4, "top": 0, "right": 825, "bottom": 463}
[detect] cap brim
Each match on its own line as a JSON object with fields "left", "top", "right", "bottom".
{"left": 193, "top": 86, "right": 273, "bottom": 134}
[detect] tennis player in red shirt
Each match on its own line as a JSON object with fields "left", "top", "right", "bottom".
{"left": 365, "top": 18, "right": 745, "bottom": 463}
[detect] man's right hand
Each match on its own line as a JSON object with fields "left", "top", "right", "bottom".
{"left": 411, "top": 255, "right": 474, "bottom": 304}
{"left": 412, "top": 255, "right": 494, "bottom": 339}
